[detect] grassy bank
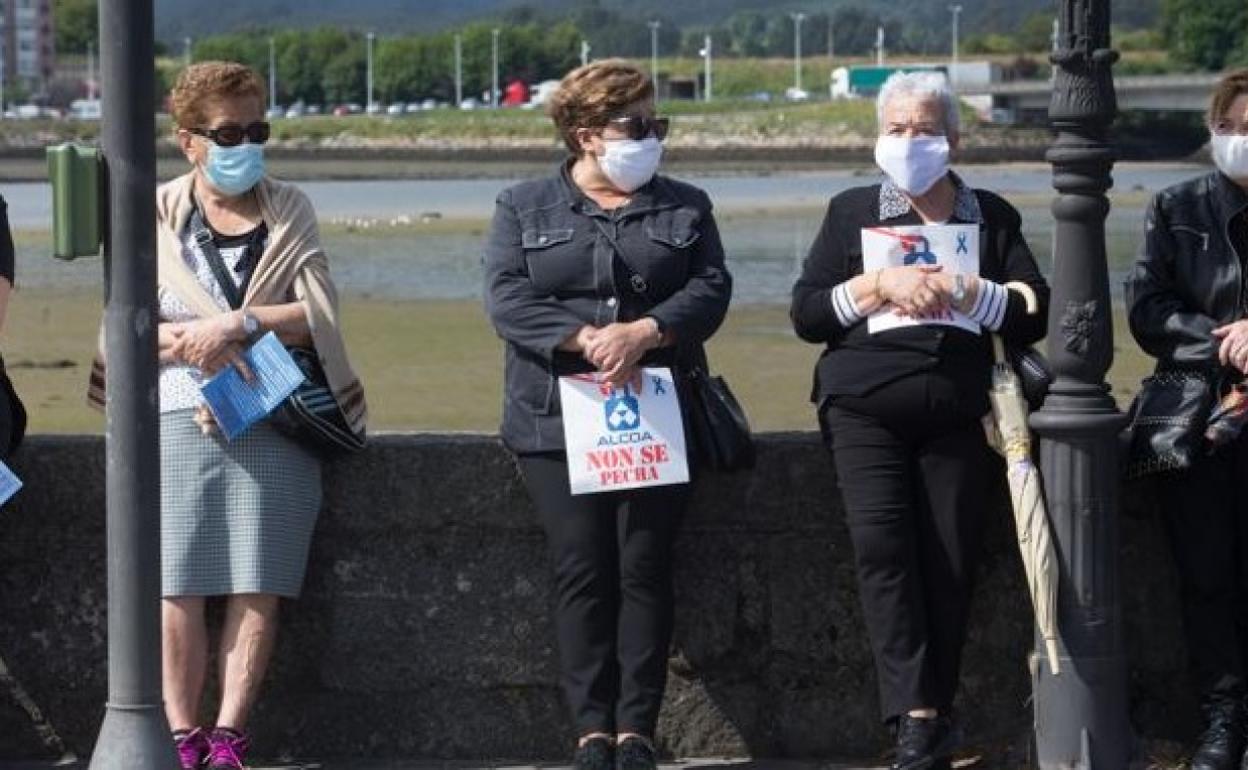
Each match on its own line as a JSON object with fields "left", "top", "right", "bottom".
{"left": 6, "top": 289, "right": 1157, "bottom": 436}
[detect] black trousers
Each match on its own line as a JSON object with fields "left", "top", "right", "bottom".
{"left": 517, "top": 453, "right": 688, "bottom": 737}
{"left": 820, "top": 371, "right": 997, "bottom": 722}
{"left": 1160, "top": 433, "right": 1248, "bottom": 697}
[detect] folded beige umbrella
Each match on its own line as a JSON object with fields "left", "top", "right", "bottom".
{"left": 983, "top": 282, "right": 1061, "bottom": 674}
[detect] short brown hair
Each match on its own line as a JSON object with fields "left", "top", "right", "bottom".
{"left": 1210, "top": 69, "right": 1248, "bottom": 126}
{"left": 547, "top": 59, "right": 654, "bottom": 154}
{"left": 171, "top": 61, "right": 266, "bottom": 130}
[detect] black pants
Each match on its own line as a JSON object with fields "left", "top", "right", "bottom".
{"left": 517, "top": 453, "right": 689, "bottom": 737}
{"left": 1161, "top": 434, "right": 1248, "bottom": 697}
{"left": 820, "top": 372, "right": 997, "bottom": 722}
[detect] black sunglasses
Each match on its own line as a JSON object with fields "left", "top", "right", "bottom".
{"left": 187, "top": 121, "right": 271, "bottom": 147}
{"left": 605, "top": 115, "right": 670, "bottom": 141}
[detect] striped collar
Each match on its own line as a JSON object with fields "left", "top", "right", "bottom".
{"left": 879, "top": 172, "right": 982, "bottom": 224}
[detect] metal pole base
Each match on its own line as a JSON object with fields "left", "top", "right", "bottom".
{"left": 88, "top": 703, "right": 176, "bottom": 770}
{"left": 1032, "top": 652, "right": 1133, "bottom": 768}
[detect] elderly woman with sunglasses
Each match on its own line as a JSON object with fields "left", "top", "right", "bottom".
{"left": 86, "top": 61, "right": 364, "bottom": 769}
{"left": 483, "top": 59, "right": 731, "bottom": 770}
{"left": 1126, "top": 69, "right": 1248, "bottom": 770}
{"left": 791, "top": 71, "right": 1049, "bottom": 769}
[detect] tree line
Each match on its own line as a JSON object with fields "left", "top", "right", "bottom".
{"left": 48, "top": 0, "right": 1248, "bottom": 108}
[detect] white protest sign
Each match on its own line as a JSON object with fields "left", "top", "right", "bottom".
{"left": 861, "top": 224, "right": 980, "bottom": 334}
{"left": 559, "top": 367, "right": 690, "bottom": 496}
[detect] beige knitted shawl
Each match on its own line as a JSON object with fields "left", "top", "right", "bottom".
{"left": 88, "top": 173, "right": 367, "bottom": 433}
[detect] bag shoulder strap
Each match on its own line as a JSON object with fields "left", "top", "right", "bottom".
{"left": 588, "top": 217, "right": 657, "bottom": 304}
{"left": 189, "top": 201, "right": 264, "bottom": 311}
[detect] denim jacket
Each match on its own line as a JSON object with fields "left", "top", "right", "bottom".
{"left": 483, "top": 162, "right": 733, "bottom": 453}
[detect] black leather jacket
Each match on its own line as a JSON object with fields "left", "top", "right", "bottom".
{"left": 483, "top": 163, "right": 733, "bottom": 454}
{"left": 1125, "top": 171, "right": 1248, "bottom": 371}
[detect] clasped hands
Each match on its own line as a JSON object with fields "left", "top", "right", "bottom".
{"left": 1214, "top": 320, "right": 1248, "bottom": 373}
{"left": 163, "top": 312, "right": 255, "bottom": 435}
{"left": 874, "top": 265, "right": 966, "bottom": 318}
{"left": 571, "top": 319, "right": 662, "bottom": 389}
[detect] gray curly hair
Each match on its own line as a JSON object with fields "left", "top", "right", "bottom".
{"left": 876, "top": 70, "right": 960, "bottom": 138}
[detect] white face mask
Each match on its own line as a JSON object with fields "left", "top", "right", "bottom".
{"left": 597, "top": 137, "right": 663, "bottom": 193}
{"left": 1211, "top": 132, "right": 1248, "bottom": 180}
{"left": 874, "top": 135, "right": 950, "bottom": 196}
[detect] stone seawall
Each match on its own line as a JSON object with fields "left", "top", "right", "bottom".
{"left": 0, "top": 434, "right": 1187, "bottom": 762}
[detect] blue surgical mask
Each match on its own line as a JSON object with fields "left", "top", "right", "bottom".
{"left": 203, "top": 142, "right": 265, "bottom": 197}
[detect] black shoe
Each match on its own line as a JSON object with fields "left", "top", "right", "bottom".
{"left": 573, "top": 736, "right": 614, "bottom": 770}
{"left": 891, "top": 714, "right": 957, "bottom": 770}
{"left": 1192, "top": 694, "right": 1244, "bottom": 770}
{"left": 615, "top": 735, "right": 658, "bottom": 770}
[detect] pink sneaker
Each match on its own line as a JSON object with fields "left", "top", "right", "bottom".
{"left": 172, "top": 727, "right": 208, "bottom": 770}
{"left": 205, "top": 727, "right": 251, "bottom": 770}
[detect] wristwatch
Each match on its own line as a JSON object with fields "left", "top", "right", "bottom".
{"left": 241, "top": 311, "right": 260, "bottom": 340}
{"left": 951, "top": 274, "right": 967, "bottom": 308}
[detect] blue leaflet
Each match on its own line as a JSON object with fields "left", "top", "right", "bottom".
{"left": 0, "top": 460, "right": 21, "bottom": 506}
{"left": 199, "top": 332, "right": 306, "bottom": 440}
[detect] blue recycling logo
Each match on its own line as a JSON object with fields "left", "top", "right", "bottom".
{"left": 604, "top": 388, "right": 641, "bottom": 432}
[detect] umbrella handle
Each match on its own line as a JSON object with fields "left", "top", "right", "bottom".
{"left": 1004, "top": 280, "right": 1041, "bottom": 315}
{"left": 1045, "top": 637, "right": 1061, "bottom": 675}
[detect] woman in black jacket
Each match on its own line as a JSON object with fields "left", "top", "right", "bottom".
{"left": 1125, "top": 69, "right": 1248, "bottom": 770}
{"left": 790, "top": 71, "right": 1048, "bottom": 770}
{"left": 482, "top": 59, "right": 731, "bottom": 770}
{"left": 0, "top": 194, "right": 24, "bottom": 461}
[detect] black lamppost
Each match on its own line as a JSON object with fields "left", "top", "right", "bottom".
{"left": 1029, "top": 0, "right": 1133, "bottom": 766}
{"left": 88, "top": 0, "right": 172, "bottom": 767}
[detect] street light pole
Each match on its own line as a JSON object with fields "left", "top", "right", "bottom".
{"left": 89, "top": 0, "right": 172, "bottom": 765}
{"left": 1031, "top": 0, "right": 1132, "bottom": 766}
{"left": 875, "top": 25, "right": 885, "bottom": 66}
{"left": 365, "top": 32, "right": 375, "bottom": 111}
{"left": 647, "top": 20, "right": 660, "bottom": 99}
{"left": 454, "top": 33, "right": 463, "bottom": 107}
{"left": 790, "top": 12, "right": 806, "bottom": 94}
{"left": 702, "top": 34, "right": 712, "bottom": 103}
{"left": 580, "top": 39, "right": 590, "bottom": 67}
{"left": 268, "top": 36, "right": 276, "bottom": 113}
{"left": 948, "top": 4, "right": 962, "bottom": 86}
{"left": 182, "top": 36, "right": 191, "bottom": 68}
{"left": 491, "top": 28, "right": 500, "bottom": 109}
{"left": 86, "top": 40, "right": 96, "bottom": 101}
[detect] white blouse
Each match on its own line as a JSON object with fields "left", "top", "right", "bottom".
{"left": 157, "top": 229, "right": 253, "bottom": 413}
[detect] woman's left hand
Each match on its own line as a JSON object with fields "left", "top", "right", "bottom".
{"left": 1214, "top": 320, "right": 1248, "bottom": 372}
{"left": 584, "top": 319, "right": 660, "bottom": 385}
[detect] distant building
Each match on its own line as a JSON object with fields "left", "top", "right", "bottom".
{"left": 0, "top": 0, "right": 55, "bottom": 101}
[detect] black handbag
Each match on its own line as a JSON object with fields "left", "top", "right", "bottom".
{"left": 1006, "top": 344, "right": 1052, "bottom": 411}
{"left": 1123, "top": 368, "right": 1219, "bottom": 478}
{"left": 681, "top": 364, "right": 756, "bottom": 473}
{"left": 193, "top": 206, "right": 364, "bottom": 458}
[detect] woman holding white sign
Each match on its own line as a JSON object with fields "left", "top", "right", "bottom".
{"left": 790, "top": 71, "right": 1049, "bottom": 770}
{"left": 86, "top": 62, "right": 366, "bottom": 770}
{"left": 483, "top": 59, "right": 731, "bottom": 770}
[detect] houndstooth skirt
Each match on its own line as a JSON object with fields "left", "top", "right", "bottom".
{"left": 160, "top": 409, "right": 323, "bottom": 598}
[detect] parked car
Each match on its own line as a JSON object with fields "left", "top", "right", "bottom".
{"left": 404, "top": 102, "right": 423, "bottom": 114}
{"left": 266, "top": 105, "right": 285, "bottom": 119}
{"left": 459, "top": 97, "right": 480, "bottom": 110}
{"left": 420, "top": 98, "right": 438, "bottom": 111}
{"left": 386, "top": 103, "right": 405, "bottom": 116}
{"left": 366, "top": 102, "right": 383, "bottom": 115}
{"left": 70, "top": 99, "right": 101, "bottom": 121}
{"left": 332, "top": 104, "right": 351, "bottom": 117}
{"left": 305, "top": 104, "right": 323, "bottom": 116}
{"left": 784, "top": 87, "right": 811, "bottom": 102}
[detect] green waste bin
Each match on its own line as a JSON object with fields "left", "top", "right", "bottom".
{"left": 46, "top": 143, "right": 103, "bottom": 260}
